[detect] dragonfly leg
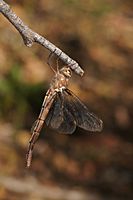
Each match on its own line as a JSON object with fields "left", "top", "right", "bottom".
{"left": 47, "top": 49, "right": 56, "bottom": 73}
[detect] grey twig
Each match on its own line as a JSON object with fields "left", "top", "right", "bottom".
{"left": 0, "top": 0, "right": 84, "bottom": 76}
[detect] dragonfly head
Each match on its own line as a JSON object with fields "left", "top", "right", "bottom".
{"left": 59, "top": 66, "right": 72, "bottom": 78}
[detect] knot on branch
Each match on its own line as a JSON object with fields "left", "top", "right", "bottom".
{"left": 21, "top": 29, "right": 34, "bottom": 47}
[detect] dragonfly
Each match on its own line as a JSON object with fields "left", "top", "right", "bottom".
{"left": 26, "top": 57, "right": 103, "bottom": 168}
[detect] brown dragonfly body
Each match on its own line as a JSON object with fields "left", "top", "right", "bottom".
{"left": 26, "top": 67, "right": 103, "bottom": 167}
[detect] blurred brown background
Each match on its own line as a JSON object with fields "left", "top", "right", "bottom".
{"left": 0, "top": 0, "right": 133, "bottom": 200}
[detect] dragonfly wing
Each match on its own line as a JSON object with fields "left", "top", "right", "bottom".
{"left": 63, "top": 89, "right": 103, "bottom": 132}
{"left": 55, "top": 107, "right": 76, "bottom": 134}
{"left": 45, "top": 92, "right": 63, "bottom": 129}
{"left": 45, "top": 92, "right": 76, "bottom": 134}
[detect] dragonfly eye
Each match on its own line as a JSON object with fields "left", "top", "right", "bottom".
{"left": 66, "top": 68, "right": 72, "bottom": 77}
{"left": 60, "top": 67, "right": 72, "bottom": 78}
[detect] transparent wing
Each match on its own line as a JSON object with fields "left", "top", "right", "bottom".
{"left": 63, "top": 89, "right": 103, "bottom": 132}
{"left": 45, "top": 92, "right": 76, "bottom": 134}
{"left": 45, "top": 92, "right": 63, "bottom": 129}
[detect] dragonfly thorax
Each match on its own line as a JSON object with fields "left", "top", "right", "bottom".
{"left": 50, "top": 67, "right": 72, "bottom": 91}
{"left": 55, "top": 86, "right": 66, "bottom": 92}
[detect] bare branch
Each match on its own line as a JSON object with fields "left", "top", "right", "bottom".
{"left": 0, "top": 0, "right": 84, "bottom": 76}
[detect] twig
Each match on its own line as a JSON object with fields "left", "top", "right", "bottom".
{"left": 0, "top": 0, "right": 84, "bottom": 76}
